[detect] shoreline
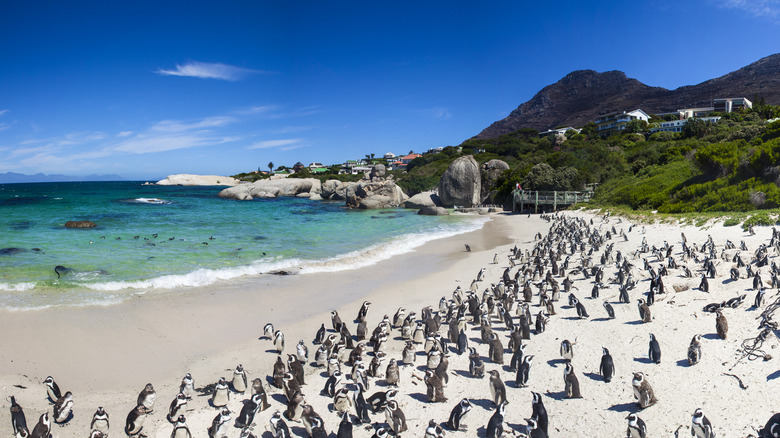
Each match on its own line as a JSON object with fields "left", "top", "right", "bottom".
{"left": 0, "top": 212, "right": 539, "bottom": 437}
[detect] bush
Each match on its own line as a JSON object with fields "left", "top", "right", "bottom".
{"left": 723, "top": 218, "right": 740, "bottom": 227}
{"left": 743, "top": 212, "right": 776, "bottom": 230}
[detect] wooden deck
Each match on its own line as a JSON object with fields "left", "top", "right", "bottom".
{"left": 512, "top": 189, "right": 594, "bottom": 213}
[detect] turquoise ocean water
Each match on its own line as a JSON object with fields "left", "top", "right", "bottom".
{"left": 0, "top": 181, "right": 486, "bottom": 310}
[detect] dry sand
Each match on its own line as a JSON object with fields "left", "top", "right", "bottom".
{"left": 0, "top": 211, "right": 778, "bottom": 437}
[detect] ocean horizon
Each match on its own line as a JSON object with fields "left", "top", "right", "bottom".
{"left": 0, "top": 181, "right": 486, "bottom": 311}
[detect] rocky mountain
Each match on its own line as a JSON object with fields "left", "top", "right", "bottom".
{"left": 476, "top": 53, "right": 780, "bottom": 138}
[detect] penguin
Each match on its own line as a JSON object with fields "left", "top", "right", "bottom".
{"left": 357, "top": 316, "right": 368, "bottom": 341}
{"left": 30, "top": 413, "right": 51, "bottom": 438}
{"left": 211, "top": 377, "right": 230, "bottom": 407}
{"left": 699, "top": 274, "right": 709, "bottom": 292}
{"left": 137, "top": 383, "right": 156, "bottom": 411}
{"left": 468, "top": 347, "right": 485, "bottom": 378}
{"left": 296, "top": 340, "right": 309, "bottom": 362}
{"left": 427, "top": 349, "right": 442, "bottom": 370}
{"left": 485, "top": 401, "right": 507, "bottom": 438}
{"left": 488, "top": 332, "right": 504, "bottom": 364}
{"left": 509, "top": 342, "right": 526, "bottom": 372}
{"left": 353, "top": 382, "right": 372, "bottom": 424}
{"left": 603, "top": 301, "right": 615, "bottom": 319}
{"left": 599, "top": 347, "right": 615, "bottom": 382}
{"left": 167, "top": 392, "right": 188, "bottom": 423}
{"left": 425, "top": 369, "right": 447, "bottom": 402}
{"left": 531, "top": 392, "right": 548, "bottom": 435}
{"left": 393, "top": 307, "right": 406, "bottom": 327}
{"left": 465, "top": 244, "right": 471, "bottom": 252}
{"left": 43, "top": 376, "right": 61, "bottom": 404}
{"left": 716, "top": 310, "right": 728, "bottom": 339}
{"left": 284, "top": 390, "right": 305, "bottom": 422}
{"left": 263, "top": 322, "right": 275, "bottom": 339}
{"left": 170, "top": 415, "right": 192, "bottom": 438}
{"left": 637, "top": 298, "right": 651, "bottom": 322}
{"left": 91, "top": 406, "right": 109, "bottom": 435}
{"left": 232, "top": 364, "right": 248, "bottom": 393}
{"left": 327, "top": 354, "right": 341, "bottom": 377}
{"left": 632, "top": 372, "right": 657, "bottom": 408}
{"left": 9, "top": 396, "right": 30, "bottom": 437}
{"left": 384, "top": 400, "right": 407, "bottom": 435}
{"left": 337, "top": 411, "right": 353, "bottom": 438}
{"left": 456, "top": 328, "right": 469, "bottom": 355}
{"left": 274, "top": 330, "right": 285, "bottom": 353}
{"left": 283, "top": 372, "right": 302, "bottom": 402}
{"left": 649, "top": 333, "right": 661, "bottom": 364}
{"left": 309, "top": 416, "right": 328, "bottom": 438}
{"left": 413, "top": 322, "right": 426, "bottom": 344}
{"left": 357, "top": 300, "right": 371, "bottom": 322}
{"left": 180, "top": 373, "right": 195, "bottom": 399}
{"left": 691, "top": 407, "right": 715, "bottom": 438}
{"left": 488, "top": 370, "right": 507, "bottom": 405}
{"left": 52, "top": 391, "right": 74, "bottom": 424}
{"left": 626, "top": 413, "right": 647, "bottom": 438}
{"left": 322, "top": 370, "right": 343, "bottom": 397}
{"left": 333, "top": 387, "right": 353, "bottom": 413}
{"left": 252, "top": 378, "right": 270, "bottom": 411}
{"left": 366, "top": 389, "right": 397, "bottom": 414}
{"left": 270, "top": 411, "right": 291, "bottom": 438}
{"left": 516, "top": 355, "right": 534, "bottom": 387}
{"left": 273, "top": 356, "right": 286, "bottom": 388}
{"left": 235, "top": 393, "right": 264, "bottom": 429}
{"left": 526, "top": 417, "right": 548, "bottom": 438}
{"left": 288, "top": 354, "right": 305, "bottom": 385}
{"left": 535, "top": 311, "right": 548, "bottom": 334}
{"left": 124, "top": 405, "right": 148, "bottom": 436}
{"left": 314, "top": 323, "right": 326, "bottom": 345}
{"left": 563, "top": 361, "right": 583, "bottom": 398}
{"left": 575, "top": 298, "right": 589, "bottom": 318}
{"left": 560, "top": 339, "right": 573, "bottom": 360}
{"left": 688, "top": 334, "right": 702, "bottom": 366}
{"left": 207, "top": 408, "right": 231, "bottom": 438}
{"left": 340, "top": 324, "right": 355, "bottom": 349}
{"left": 332, "top": 310, "right": 343, "bottom": 332}
{"left": 385, "top": 358, "right": 400, "bottom": 386}
{"left": 444, "top": 398, "right": 472, "bottom": 431}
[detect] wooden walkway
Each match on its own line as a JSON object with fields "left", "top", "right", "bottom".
{"left": 512, "top": 189, "right": 594, "bottom": 213}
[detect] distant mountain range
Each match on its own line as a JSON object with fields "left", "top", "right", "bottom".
{"left": 0, "top": 172, "right": 125, "bottom": 183}
{"left": 476, "top": 53, "right": 780, "bottom": 138}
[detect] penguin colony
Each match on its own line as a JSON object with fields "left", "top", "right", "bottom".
{"left": 7, "top": 213, "right": 780, "bottom": 436}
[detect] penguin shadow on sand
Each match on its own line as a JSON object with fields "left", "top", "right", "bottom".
{"left": 624, "top": 319, "right": 646, "bottom": 325}
{"left": 543, "top": 390, "right": 568, "bottom": 401}
{"left": 676, "top": 358, "right": 693, "bottom": 367}
{"left": 607, "top": 401, "right": 638, "bottom": 413}
{"left": 453, "top": 368, "right": 474, "bottom": 378}
{"left": 270, "top": 393, "right": 288, "bottom": 405}
{"left": 633, "top": 357, "right": 655, "bottom": 364}
{"left": 767, "top": 370, "right": 780, "bottom": 381}
{"left": 583, "top": 372, "right": 605, "bottom": 382}
{"left": 546, "top": 358, "right": 567, "bottom": 367}
{"left": 290, "top": 425, "right": 309, "bottom": 436}
{"left": 469, "top": 398, "right": 496, "bottom": 410}
{"left": 408, "top": 392, "right": 429, "bottom": 403}
{"left": 591, "top": 317, "right": 612, "bottom": 322}
{"left": 702, "top": 333, "right": 721, "bottom": 340}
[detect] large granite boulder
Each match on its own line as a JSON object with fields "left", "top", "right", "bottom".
{"left": 438, "top": 155, "right": 481, "bottom": 207}
{"left": 345, "top": 180, "right": 408, "bottom": 209}
{"left": 156, "top": 174, "right": 239, "bottom": 186}
{"left": 481, "top": 159, "right": 510, "bottom": 204}
{"left": 65, "top": 220, "right": 97, "bottom": 228}
{"left": 219, "top": 178, "right": 322, "bottom": 200}
{"left": 418, "top": 206, "right": 449, "bottom": 216}
{"left": 369, "top": 164, "right": 386, "bottom": 181}
{"left": 403, "top": 192, "right": 443, "bottom": 209}
{"left": 321, "top": 179, "right": 343, "bottom": 199}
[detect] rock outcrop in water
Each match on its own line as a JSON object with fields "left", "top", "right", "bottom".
{"left": 218, "top": 178, "right": 322, "bottom": 200}
{"left": 156, "top": 174, "right": 239, "bottom": 186}
{"left": 65, "top": 221, "right": 97, "bottom": 228}
{"left": 438, "top": 155, "right": 481, "bottom": 208}
{"left": 403, "top": 192, "right": 443, "bottom": 209}
{"left": 345, "top": 180, "right": 408, "bottom": 209}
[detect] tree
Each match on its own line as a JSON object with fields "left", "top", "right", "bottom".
{"left": 268, "top": 161, "right": 274, "bottom": 174}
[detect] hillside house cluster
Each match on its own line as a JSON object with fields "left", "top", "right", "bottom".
{"left": 593, "top": 97, "right": 752, "bottom": 135}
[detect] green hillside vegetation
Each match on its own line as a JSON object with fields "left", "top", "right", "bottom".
{"left": 394, "top": 103, "right": 780, "bottom": 213}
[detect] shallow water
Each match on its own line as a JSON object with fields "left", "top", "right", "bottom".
{"left": 0, "top": 181, "right": 485, "bottom": 309}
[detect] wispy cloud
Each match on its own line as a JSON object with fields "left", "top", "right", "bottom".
{"left": 156, "top": 61, "right": 261, "bottom": 81}
{"left": 411, "top": 107, "right": 452, "bottom": 120}
{"left": 247, "top": 138, "right": 304, "bottom": 149}
{"left": 0, "top": 109, "right": 9, "bottom": 116}
{"left": 717, "top": 0, "right": 780, "bottom": 18}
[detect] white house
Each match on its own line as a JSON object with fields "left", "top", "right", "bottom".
{"left": 539, "top": 126, "right": 581, "bottom": 137}
{"left": 650, "top": 116, "right": 721, "bottom": 133}
{"left": 713, "top": 97, "right": 752, "bottom": 113}
{"left": 595, "top": 109, "right": 650, "bottom": 133}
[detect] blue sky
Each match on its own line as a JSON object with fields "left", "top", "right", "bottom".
{"left": 1, "top": 0, "right": 779, "bottom": 180}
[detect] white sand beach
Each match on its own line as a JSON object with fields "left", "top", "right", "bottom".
{"left": 1, "top": 211, "right": 778, "bottom": 437}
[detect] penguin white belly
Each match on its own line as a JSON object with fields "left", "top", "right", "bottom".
{"left": 212, "top": 388, "right": 229, "bottom": 407}
{"left": 232, "top": 374, "right": 247, "bottom": 393}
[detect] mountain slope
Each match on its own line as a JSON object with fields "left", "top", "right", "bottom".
{"left": 476, "top": 53, "right": 780, "bottom": 138}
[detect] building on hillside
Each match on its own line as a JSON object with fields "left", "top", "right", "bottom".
{"left": 383, "top": 152, "right": 397, "bottom": 161}
{"left": 650, "top": 116, "right": 721, "bottom": 133}
{"left": 428, "top": 146, "right": 444, "bottom": 154}
{"left": 389, "top": 160, "right": 405, "bottom": 171}
{"left": 401, "top": 153, "right": 421, "bottom": 164}
{"left": 713, "top": 97, "right": 752, "bottom": 113}
{"left": 594, "top": 109, "right": 650, "bottom": 134}
{"left": 292, "top": 162, "right": 305, "bottom": 173}
{"left": 539, "top": 127, "right": 581, "bottom": 137}
{"left": 308, "top": 162, "right": 324, "bottom": 169}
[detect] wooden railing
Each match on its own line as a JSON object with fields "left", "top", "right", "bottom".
{"left": 512, "top": 189, "right": 594, "bottom": 213}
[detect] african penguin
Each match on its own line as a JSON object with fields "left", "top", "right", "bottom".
{"left": 691, "top": 408, "right": 715, "bottom": 438}
{"left": 626, "top": 413, "right": 647, "bottom": 438}
{"left": 444, "top": 398, "right": 472, "bottom": 431}
{"left": 485, "top": 401, "right": 507, "bottom": 438}
{"left": 649, "top": 333, "right": 661, "bottom": 364}
{"left": 687, "top": 334, "right": 702, "bottom": 366}
{"left": 599, "top": 347, "right": 614, "bottom": 382}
